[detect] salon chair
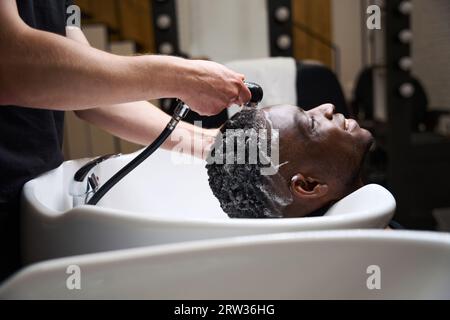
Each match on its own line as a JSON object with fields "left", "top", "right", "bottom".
{"left": 353, "top": 67, "right": 450, "bottom": 229}
{"left": 353, "top": 67, "right": 428, "bottom": 131}
{"left": 354, "top": 66, "right": 450, "bottom": 133}
{"left": 296, "top": 61, "right": 349, "bottom": 117}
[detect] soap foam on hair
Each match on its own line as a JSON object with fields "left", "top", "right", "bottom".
{"left": 255, "top": 110, "right": 294, "bottom": 218}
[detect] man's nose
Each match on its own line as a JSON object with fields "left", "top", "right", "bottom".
{"left": 319, "top": 104, "right": 335, "bottom": 120}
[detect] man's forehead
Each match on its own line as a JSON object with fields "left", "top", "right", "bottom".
{"left": 263, "top": 104, "right": 299, "bottom": 113}
{"left": 262, "top": 105, "right": 305, "bottom": 128}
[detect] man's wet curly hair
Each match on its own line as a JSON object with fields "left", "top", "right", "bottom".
{"left": 206, "top": 109, "right": 288, "bottom": 219}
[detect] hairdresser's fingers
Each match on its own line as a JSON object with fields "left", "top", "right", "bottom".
{"left": 183, "top": 92, "right": 227, "bottom": 116}
{"left": 229, "top": 96, "right": 240, "bottom": 106}
{"left": 199, "top": 97, "right": 228, "bottom": 116}
{"left": 237, "top": 81, "right": 252, "bottom": 106}
{"left": 181, "top": 60, "right": 250, "bottom": 114}
{"left": 226, "top": 73, "right": 248, "bottom": 106}
{"left": 222, "top": 78, "right": 248, "bottom": 107}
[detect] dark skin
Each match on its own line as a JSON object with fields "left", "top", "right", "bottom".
{"left": 262, "top": 104, "right": 374, "bottom": 218}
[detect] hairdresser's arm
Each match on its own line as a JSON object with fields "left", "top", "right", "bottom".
{"left": 0, "top": 0, "right": 250, "bottom": 115}
{"left": 76, "top": 101, "right": 218, "bottom": 158}
{"left": 66, "top": 26, "right": 217, "bottom": 157}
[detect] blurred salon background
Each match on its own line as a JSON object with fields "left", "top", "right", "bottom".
{"left": 64, "top": 0, "right": 450, "bottom": 231}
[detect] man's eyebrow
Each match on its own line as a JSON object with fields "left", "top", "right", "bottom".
{"left": 296, "top": 108, "right": 312, "bottom": 136}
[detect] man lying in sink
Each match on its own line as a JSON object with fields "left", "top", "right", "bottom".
{"left": 206, "top": 104, "right": 374, "bottom": 218}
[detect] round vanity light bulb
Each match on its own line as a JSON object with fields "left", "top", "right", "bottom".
{"left": 159, "top": 42, "right": 174, "bottom": 55}
{"left": 156, "top": 14, "right": 172, "bottom": 30}
{"left": 277, "top": 35, "right": 292, "bottom": 50}
{"left": 399, "top": 1, "right": 413, "bottom": 15}
{"left": 399, "top": 56, "right": 413, "bottom": 71}
{"left": 398, "top": 29, "right": 413, "bottom": 44}
{"left": 399, "top": 83, "right": 415, "bottom": 98}
{"left": 275, "top": 6, "right": 290, "bottom": 22}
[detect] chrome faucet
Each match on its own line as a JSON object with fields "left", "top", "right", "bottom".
{"left": 70, "top": 154, "right": 121, "bottom": 207}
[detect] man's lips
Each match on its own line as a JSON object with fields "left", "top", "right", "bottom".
{"left": 335, "top": 113, "right": 360, "bottom": 132}
{"left": 346, "top": 119, "right": 360, "bottom": 132}
{"left": 344, "top": 118, "right": 349, "bottom": 131}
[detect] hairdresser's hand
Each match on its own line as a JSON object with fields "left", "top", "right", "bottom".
{"left": 179, "top": 60, "right": 251, "bottom": 116}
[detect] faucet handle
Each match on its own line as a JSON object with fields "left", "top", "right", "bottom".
{"left": 70, "top": 153, "right": 121, "bottom": 207}
{"left": 74, "top": 154, "right": 121, "bottom": 182}
{"left": 87, "top": 173, "right": 99, "bottom": 191}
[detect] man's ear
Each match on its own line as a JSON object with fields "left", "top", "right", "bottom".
{"left": 290, "top": 173, "right": 329, "bottom": 199}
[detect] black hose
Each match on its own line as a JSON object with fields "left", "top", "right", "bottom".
{"left": 388, "top": 220, "right": 406, "bottom": 230}
{"left": 87, "top": 126, "right": 174, "bottom": 206}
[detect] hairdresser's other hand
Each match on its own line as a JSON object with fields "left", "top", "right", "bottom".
{"left": 179, "top": 60, "right": 251, "bottom": 116}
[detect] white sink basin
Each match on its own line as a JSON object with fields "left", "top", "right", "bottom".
{"left": 3, "top": 230, "right": 450, "bottom": 299}
{"left": 21, "top": 149, "right": 395, "bottom": 264}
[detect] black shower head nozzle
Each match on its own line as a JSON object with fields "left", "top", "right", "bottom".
{"left": 244, "top": 81, "right": 264, "bottom": 106}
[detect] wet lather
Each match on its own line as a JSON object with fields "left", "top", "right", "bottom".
{"left": 207, "top": 104, "right": 374, "bottom": 218}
